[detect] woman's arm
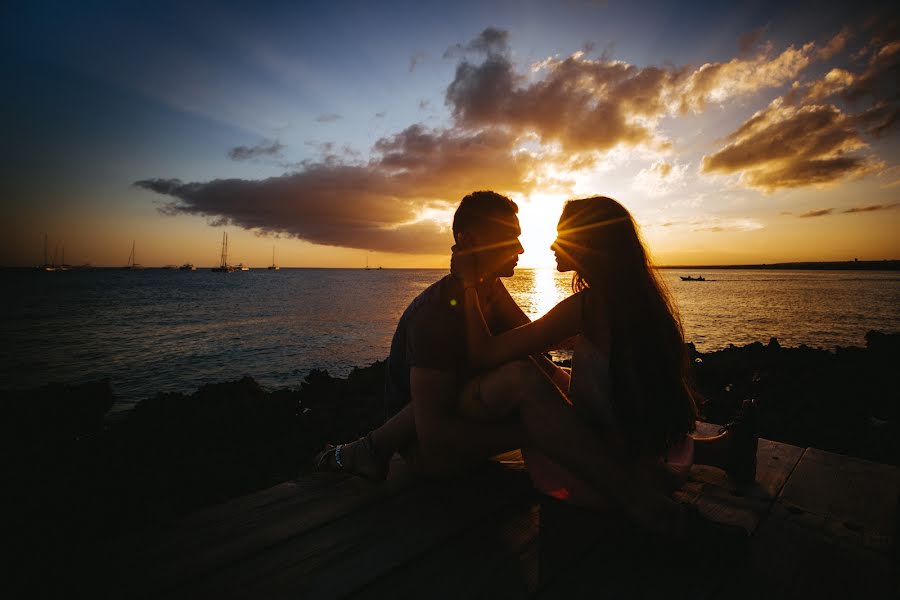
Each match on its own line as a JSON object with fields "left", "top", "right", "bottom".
{"left": 464, "top": 287, "right": 583, "bottom": 369}
{"left": 483, "top": 281, "right": 572, "bottom": 390}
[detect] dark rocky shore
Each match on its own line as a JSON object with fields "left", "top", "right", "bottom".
{"left": 3, "top": 331, "right": 898, "bottom": 588}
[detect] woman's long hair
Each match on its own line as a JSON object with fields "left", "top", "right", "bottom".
{"left": 555, "top": 196, "right": 698, "bottom": 456}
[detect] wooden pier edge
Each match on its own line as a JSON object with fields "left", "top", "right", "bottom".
{"left": 103, "top": 423, "right": 899, "bottom": 599}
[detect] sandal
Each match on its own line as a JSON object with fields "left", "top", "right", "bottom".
{"left": 312, "top": 432, "right": 390, "bottom": 482}
{"left": 719, "top": 399, "right": 759, "bottom": 484}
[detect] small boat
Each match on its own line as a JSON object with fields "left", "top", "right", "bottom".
{"left": 36, "top": 233, "right": 57, "bottom": 271}
{"left": 162, "top": 264, "right": 178, "bottom": 270}
{"left": 268, "top": 245, "right": 280, "bottom": 270}
{"left": 179, "top": 263, "right": 197, "bottom": 271}
{"left": 123, "top": 241, "right": 144, "bottom": 269}
{"left": 234, "top": 263, "right": 250, "bottom": 271}
{"left": 211, "top": 233, "right": 236, "bottom": 272}
{"left": 680, "top": 275, "right": 706, "bottom": 281}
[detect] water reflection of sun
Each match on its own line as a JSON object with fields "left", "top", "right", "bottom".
{"left": 515, "top": 193, "right": 567, "bottom": 269}
{"left": 533, "top": 267, "right": 565, "bottom": 319}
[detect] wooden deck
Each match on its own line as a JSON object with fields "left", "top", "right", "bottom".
{"left": 105, "top": 423, "right": 900, "bottom": 599}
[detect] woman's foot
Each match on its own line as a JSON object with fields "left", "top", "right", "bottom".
{"left": 312, "top": 432, "right": 391, "bottom": 482}
{"left": 720, "top": 399, "right": 759, "bottom": 484}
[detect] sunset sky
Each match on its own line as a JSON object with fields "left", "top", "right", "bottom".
{"left": 2, "top": 0, "right": 898, "bottom": 268}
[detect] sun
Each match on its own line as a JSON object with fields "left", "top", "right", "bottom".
{"left": 515, "top": 192, "right": 568, "bottom": 269}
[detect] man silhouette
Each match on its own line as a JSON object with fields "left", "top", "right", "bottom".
{"left": 316, "top": 190, "right": 561, "bottom": 476}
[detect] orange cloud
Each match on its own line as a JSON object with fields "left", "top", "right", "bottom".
{"left": 701, "top": 100, "right": 875, "bottom": 191}
{"left": 445, "top": 28, "right": 843, "bottom": 157}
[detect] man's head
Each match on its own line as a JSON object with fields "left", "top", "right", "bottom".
{"left": 452, "top": 191, "right": 523, "bottom": 278}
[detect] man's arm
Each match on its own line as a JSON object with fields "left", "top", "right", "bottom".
{"left": 481, "top": 280, "right": 572, "bottom": 390}
{"left": 410, "top": 367, "right": 525, "bottom": 462}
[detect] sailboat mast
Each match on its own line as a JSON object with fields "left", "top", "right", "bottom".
{"left": 43, "top": 233, "right": 48, "bottom": 266}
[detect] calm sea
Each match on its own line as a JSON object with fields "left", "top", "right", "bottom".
{"left": 2, "top": 268, "right": 898, "bottom": 410}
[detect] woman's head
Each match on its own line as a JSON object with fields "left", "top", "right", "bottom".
{"left": 553, "top": 196, "right": 698, "bottom": 456}
{"left": 551, "top": 196, "right": 644, "bottom": 283}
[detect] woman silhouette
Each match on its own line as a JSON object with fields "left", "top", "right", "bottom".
{"left": 455, "top": 196, "right": 757, "bottom": 508}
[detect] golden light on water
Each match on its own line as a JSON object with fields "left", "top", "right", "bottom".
{"left": 533, "top": 267, "right": 566, "bottom": 319}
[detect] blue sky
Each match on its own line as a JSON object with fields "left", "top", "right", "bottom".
{"left": 2, "top": 0, "right": 898, "bottom": 267}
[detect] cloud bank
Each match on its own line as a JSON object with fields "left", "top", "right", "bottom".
{"left": 227, "top": 139, "right": 284, "bottom": 161}
{"left": 137, "top": 24, "right": 899, "bottom": 252}
{"left": 136, "top": 125, "right": 536, "bottom": 253}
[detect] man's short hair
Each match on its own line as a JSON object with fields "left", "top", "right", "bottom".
{"left": 452, "top": 191, "right": 518, "bottom": 239}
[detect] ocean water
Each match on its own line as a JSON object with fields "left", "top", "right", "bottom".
{"left": 2, "top": 268, "right": 897, "bottom": 409}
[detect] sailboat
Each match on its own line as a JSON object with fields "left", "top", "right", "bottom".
{"left": 211, "top": 232, "right": 235, "bottom": 272}
{"left": 178, "top": 263, "right": 197, "bottom": 271}
{"left": 58, "top": 245, "right": 70, "bottom": 271}
{"left": 37, "top": 233, "right": 56, "bottom": 271}
{"left": 268, "top": 245, "right": 280, "bottom": 270}
{"left": 123, "top": 241, "right": 143, "bottom": 269}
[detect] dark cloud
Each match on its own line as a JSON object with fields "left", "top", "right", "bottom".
{"left": 852, "top": 101, "right": 900, "bottom": 137}
{"left": 443, "top": 27, "right": 510, "bottom": 60}
{"left": 817, "top": 27, "right": 852, "bottom": 60}
{"left": 739, "top": 25, "right": 769, "bottom": 54}
{"left": 315, "top": 113, "right": 341, "bottom": 123}
{"left": 798, "top": 208, "right": 834, "bottom": 218}
{"left": 843, "top": 203, "right": 896, "bottom": 213}
{"left": 844, "top": 39, "right": 900, "bottom": 103}
{"left": 136, "top": 125, "right": 535, "bottom": 254}
{"left": 227, "top": 139, "right": 284, "bottom": 161}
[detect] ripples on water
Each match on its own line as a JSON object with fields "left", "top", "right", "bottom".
{"left": 2, "top": 268, "right": 897, "bottom": 408}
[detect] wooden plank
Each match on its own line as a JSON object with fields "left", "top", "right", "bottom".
{"left": 773, "top": 447, "right": 900, "bottom": 554}
{"left": 674, "top": 422, "right": 805, "bottom": 534}
{"left": 533, "top": 503, "right": 740, "bottom": 600}
{"left": 168, "top": 461, "right": 534, "bottom": 599}
{"left": 350, "top": 500, "right": 543, "bottom": 599}
{"left": 675, "top": 438, "right": 805, "bottom": 534}
{"left": 107, "top": 457, "right": 413, "bottom": 597}
{"left": 717, "top": 448, "right": 900, "bottom": 599}
{"left": 715, "top": 515, "right": 894, "bottom": 600}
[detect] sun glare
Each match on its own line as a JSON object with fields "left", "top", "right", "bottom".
{"left": 515, "top": 193, "right": 568, "bottom": 268}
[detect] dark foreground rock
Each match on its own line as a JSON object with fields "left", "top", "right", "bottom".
{"left": 2, "top": 332, "right": 898, "bottom": 590}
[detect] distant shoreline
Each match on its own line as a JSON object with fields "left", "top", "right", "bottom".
{"left": 3, "top": 260, "right": 899, "bottom": 271}
{"left": 658, "top": 260, "right": 899, "bottom": 271}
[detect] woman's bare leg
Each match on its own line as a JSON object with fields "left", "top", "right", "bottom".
{"left": 470, "top": 358, "right": 687, "bottom": 535}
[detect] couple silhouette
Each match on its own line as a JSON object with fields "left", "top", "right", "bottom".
{"left": 316, "top": 191, "right": 757, "bottom": 537}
